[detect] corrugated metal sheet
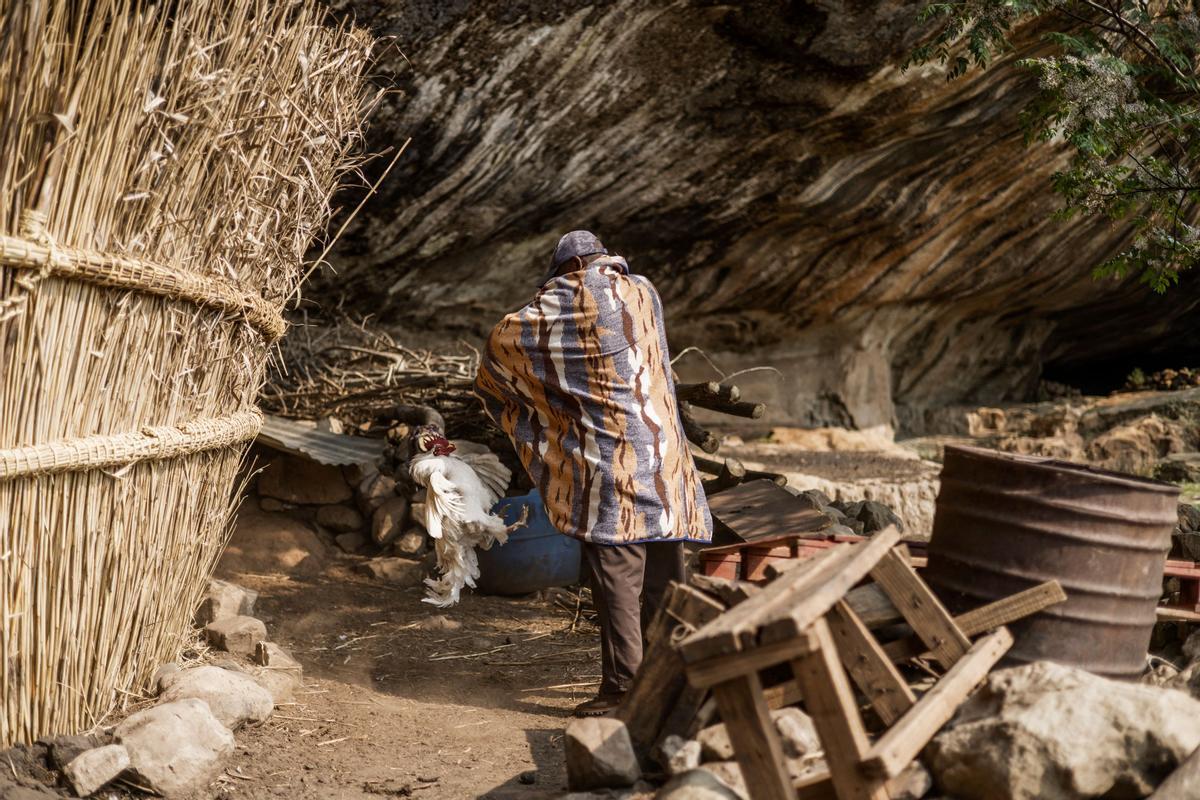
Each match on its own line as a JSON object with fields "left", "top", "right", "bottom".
{"left": 257, "top": 415, "right": 383, "bottom": 466}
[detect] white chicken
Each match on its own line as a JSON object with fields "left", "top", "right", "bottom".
{"left": 408, "top": 426, "right": 528, "bottom": 606}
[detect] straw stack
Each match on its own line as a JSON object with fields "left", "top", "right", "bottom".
{"left": 0, "top": 0, "right": 380, "bottom": 745}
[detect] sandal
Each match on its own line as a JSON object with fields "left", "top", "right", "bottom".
{"left": 573, "top": 692, "right": 625, "bottom": 717}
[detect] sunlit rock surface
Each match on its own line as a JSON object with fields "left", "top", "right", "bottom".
{"left": 320, "top": 0, "right": 1200, "bottom": 428}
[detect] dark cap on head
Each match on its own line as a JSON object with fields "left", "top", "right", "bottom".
{"left": 543, "top": 230, "right": 607, "bottom": 284}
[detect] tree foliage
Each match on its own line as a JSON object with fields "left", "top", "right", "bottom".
{"left": 908, "top": 0, "right": 1200, "bottom": 291}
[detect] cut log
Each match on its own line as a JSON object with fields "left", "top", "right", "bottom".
{"left": 693, "top": 454, "right": 788, "bottom": 486}
{"left": 680, "top": 401, "right": 720, "bottom": 453}
{"left": 691, "top": 397, "right": 766, "bottom": 419}
{"left": 676, "top": 381, "right": 740, "bottom": 403}
{"left": 702, "top": 457, "right": 748, "bottom": 495}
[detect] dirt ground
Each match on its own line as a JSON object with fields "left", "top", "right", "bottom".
{"left": 209, "top": 564, "right": 603, "bottom": 800}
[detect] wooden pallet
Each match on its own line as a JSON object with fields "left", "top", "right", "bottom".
{"left": 700, "top": 533, "right": 928, "bottom": 582}
{"left": 1161, "top": 559, "right": 1200, "bottom": 621}
{"left": 680, "top": 528, "right": 1020, "bottom": 800}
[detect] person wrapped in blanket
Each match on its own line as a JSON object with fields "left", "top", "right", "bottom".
{"left": 474, "top": 230, "right": 713, "bottom": 717}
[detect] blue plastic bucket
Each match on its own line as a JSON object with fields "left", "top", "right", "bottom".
{"left": 475, "top": 489, "right": 581, "bottom": 596}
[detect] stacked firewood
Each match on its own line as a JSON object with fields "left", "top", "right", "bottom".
{"left": 674, "top": 379, "right": 786, "bottom": 494}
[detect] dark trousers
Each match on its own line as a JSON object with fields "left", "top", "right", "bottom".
{"left": 582, "top": 541, "right": 686, "bottom": 695}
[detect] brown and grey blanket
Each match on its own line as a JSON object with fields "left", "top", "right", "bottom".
{"left": 474, "top": 256, "right": 712, "bottom": 546}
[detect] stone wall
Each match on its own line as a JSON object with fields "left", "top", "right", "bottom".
{"left": 317, "top": 0, "right": 1200, "bottom": 427}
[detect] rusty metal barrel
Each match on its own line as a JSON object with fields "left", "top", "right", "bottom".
{"left": 924, "top": 445, "right": 1178, "bottom": 679}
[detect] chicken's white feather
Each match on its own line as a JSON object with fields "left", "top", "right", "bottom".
{"left": 409, "top": 443, "right": 521, "bottom": 606}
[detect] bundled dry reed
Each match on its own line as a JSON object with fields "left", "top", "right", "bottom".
{"left": 0, "top": 0, "right": 380, "bottom": 745}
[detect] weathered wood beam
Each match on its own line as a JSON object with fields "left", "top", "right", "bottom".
{"left": 711, "top": 671, "right": 798, "bottom": 800}
{"left": 862, "top": 628, "right": 1013, "bottom": 780}
{"left": 615, "top": 583, "right": 724, "bottom": 761}
{"left": 870, "top": 548, "right": 970, "bottom": 670}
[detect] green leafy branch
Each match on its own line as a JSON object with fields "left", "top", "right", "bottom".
{"left": 908, "top": 0, "right": 1200, "bottom": 291}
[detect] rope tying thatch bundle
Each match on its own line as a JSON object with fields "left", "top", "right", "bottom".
{"left": 0, "top": 210, "right": 286, "bottom": 340}
{"left": 0, "top": 210, "right": 55, "bottom": 324}
{"left": 0, "top": 408, "right": 262, "bottom": 479}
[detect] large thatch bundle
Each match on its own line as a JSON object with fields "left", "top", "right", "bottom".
{"left": 0, "top": 0, "right": 380, "bottom": 745}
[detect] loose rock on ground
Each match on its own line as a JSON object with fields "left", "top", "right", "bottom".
{"left": 565, "top": 717, "right": 641, "bottom": 790}
{"left": 926, "top": 661, "right": 1200, "bottom": 800}
{"left": 62, "top": 744, "right": 130, "bottom": 797}
{"left": 158, "top": 665, "right": 275, "bottom": 730}
{"left": 205, "top": 614, "right": 268, "bottom": 655}
{"left": 114, "top": 698, "right": 235, "bottom": 798}
{"left": 194, "top": 578, "right": 258, "bottom": 627}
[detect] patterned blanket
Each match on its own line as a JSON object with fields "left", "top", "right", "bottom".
{"left": 474, "top": 256, "right": 712, "bottom": 545}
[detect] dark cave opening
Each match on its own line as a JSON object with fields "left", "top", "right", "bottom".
{"left": 1042, "top": 347, "right": 1200, "bottom": 396}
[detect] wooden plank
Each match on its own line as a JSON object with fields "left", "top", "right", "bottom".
{"left": 690, "top": 573, "right": 762, "bottom": 607}
{"left": 710, "top": 672, "right": 797, "bottom": 800}
{"left": 707, "top": 479, "right": 832, "bottom": 543}
{"left": 763, "top": 678, "right": 803, "bottom": 710}
{"left": 790, "top": 618, "right": 889, "bottom": 800}
{"left": 1181, "top": 577, "right": 1200, "bottom": 612}
{"left": 616, "top": 583, "right": 724, "bottom": 759}
{"left": 955, "top": 580, "right": 1066, "bottom": 633}
{"left": 863, "top": 627, "right": 1013, "bottom": 780}
{"left": 794, "top": 770, "right": 839, "bottom": 800}
{"left": 827, "top": 600, "right": 916, "bottom": 726}
{"left": 845, "top": 583, "right": 903, "bottom": 628}
{"left": 1149, "top": 744, "right": 1200, "bottom": 799}
{"left": 684, "top": 528, "right": 902, "bottom": 665}
{"left": 870, "top": 548, "right": 970, "bottom": 669}
{"left": 794, "top": 768, "right": 936, "bottom": 800}
{"left": 1165, "top": 559, "right": 1200, "bottom": 579}
{"left": 687, "top": 631, "right": 817, "bottom": 689}
{"left": 680, "top": 547, "right": 843, "bottom": 663}
{"left": 1157, "top": 606, "right": 1200, "bottom": 623}
{"left": 757, "top": 527, "right": 903, "bottom": 647}
{"left": 882, "top": 580, "right": 1065, "bottom": 662}
{"left": 655, "top": 684, "right": 710, "bottom": 754}
{"left": 676, "top": 583, "right": 728, "bottom": 629}
{"left": 641, "top": 582, "right": 685, "bottom": 648}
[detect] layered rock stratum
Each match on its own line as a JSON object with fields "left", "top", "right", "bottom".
{"left": 319, "top": 0, "right": 1200, "bottom": 428}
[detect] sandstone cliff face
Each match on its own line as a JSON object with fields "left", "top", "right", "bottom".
{"left": 320, "top": 0, "right": 1200, "bottom": 429}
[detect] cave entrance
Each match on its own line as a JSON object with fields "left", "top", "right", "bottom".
{"left": 1042, "top": 350, "right": 1199, "bottom": 395}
